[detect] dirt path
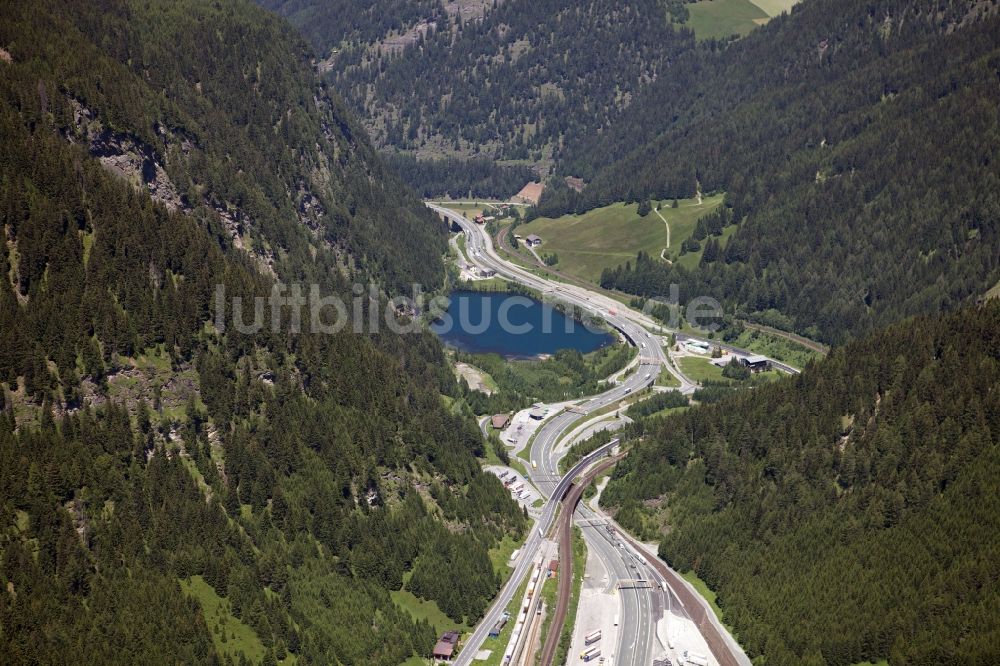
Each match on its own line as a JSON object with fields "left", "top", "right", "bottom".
{"left": 653, "top": 207, "right": 671, "bottom": 249}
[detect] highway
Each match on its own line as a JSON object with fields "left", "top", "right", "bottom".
{"left": 450, "top": 441, "right": 625, "bottom": 666}
{"left": 431, "top": 203, "right": 760, "bottom": 666}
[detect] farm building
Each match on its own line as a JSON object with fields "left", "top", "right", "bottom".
{"left": 525, "top": 234, "right": 542, "bottom": 247}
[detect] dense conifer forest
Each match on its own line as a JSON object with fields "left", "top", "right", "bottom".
{"left": 381, "top": 153, "right": 537, "bottom": 200}
{"left": 0, "top": 1, "right": 524, "bottom": 663}
{"left": 542, "top": 0, "right": 1000, "bottom": 344}
{"left": 4, "top": 0, "right": 1000, "bottom": 664}
{"left": 260, "top": 0, "right": 699, "bottom": 196}
{"left": 602, "top": 302, "right": 1000, "bottom": 665}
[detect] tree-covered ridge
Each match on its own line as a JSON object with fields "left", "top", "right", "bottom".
{"left": 293, "top": 0, "right": 696, "bottom": 164}
{"left": 258, "top": 0, "right": 450, "bottom": 56}
{"left": 542, "top": 0, "right": 1000, "bottom": 344}
{"left": 382, "top": 152, "right": 537, "bottom": 200}
{"left": 601, "top": 302, "right": 1000, "bottom": 665}
{"left": 3, "top": 0, "right": 447, "bottom": 292}
{"left": 0, "top": 1, "right": 524, "bottom": 663}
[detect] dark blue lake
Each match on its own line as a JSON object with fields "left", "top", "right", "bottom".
{"left": 431, "top": 290, "right": 615, "bottom": 358}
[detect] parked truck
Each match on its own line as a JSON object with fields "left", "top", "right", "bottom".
{"left": 584, "top": 630, "right": 602, "bottom": 645}
{"left": 581, "top": 647, "right": 601, "bottom": 662}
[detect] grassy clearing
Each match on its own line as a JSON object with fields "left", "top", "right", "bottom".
{"left": 180, "top": 575, "right": 274, "bottom": 664}
{"left": 678, "top": 356, "right": 726, "bottom": 384}
{"left": 517, "top": 196, "right": 721, "bottom": 283}
{"left": 748, "top": 0, "right": 800, "bottom": 17}
{"left": 687, "top": 0, "right": 769, "bottom": 41}
{"left": 517, "top": 444, "right": 532, "bottom": 462}
{"left": 679, "top": 355, "right": 782, "bottom": 386}
{"left": 391, "top": 589, "right": 469, "bottom": 635}
{"left": 81, "top": 230, "right": 95, "bottom": 267}
{"left": 655, "top": 365, "right": 681, "bottom": 388}
{"left": 661, "top": 194, "right": 726, "bottom": 260}
{"left": 488, "top": 534, "right": 522, "bottom": 576}
{"left": 646, "top": 405, "right": 690, "bottom": 420}
{"left": 985, "top": 279, "right": 1000, "bottom": 301}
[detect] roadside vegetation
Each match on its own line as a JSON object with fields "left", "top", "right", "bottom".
{"left": 554, "top": 527, "right": 587, "bottom": 666}
{"left": 719, "top": 323, "right": 824, "bottom": 370}
{"left": 456, "top": 345, "right": 636, "bottom": 415}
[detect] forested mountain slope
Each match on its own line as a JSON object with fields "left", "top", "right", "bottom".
{"left": 543, "top": 0, "right": 1000, "bottom": 344}
{"left": 18, "top": 0, "right": 447, "bottom": 291}
{"left": 601, "top": 301, "right": 1000, "bottom": 665}
{"left": 265, "top": 0, "right": 697, "bottom": 166}
{"left": 0, "top": 1, "right": 523, "bottom": 664}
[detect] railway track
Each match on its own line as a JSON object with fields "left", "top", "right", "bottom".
{"left": 538, "top": 457, "right": 621, "bottom": 666}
